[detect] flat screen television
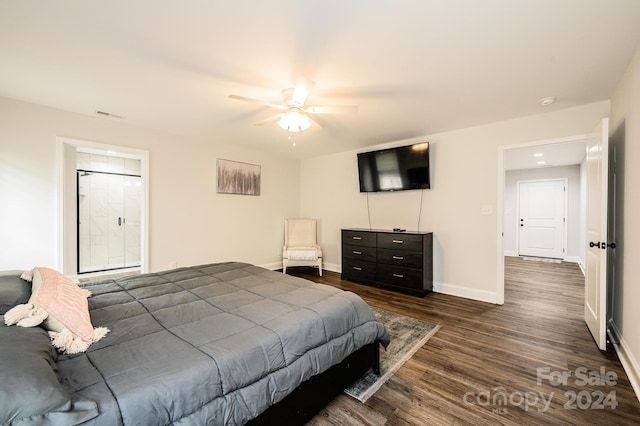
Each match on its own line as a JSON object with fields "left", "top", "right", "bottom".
{"left": 357, "top": 143, "right": 430, "bottom": 192}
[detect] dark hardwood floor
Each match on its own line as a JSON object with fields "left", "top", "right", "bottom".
{"left": 287, "top": 257, "right": 640, "bottom": 425}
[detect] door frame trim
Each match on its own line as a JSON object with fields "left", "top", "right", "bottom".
{"left": 56, "top": 137, "right": 149, "bottom": 279}
{"left": 516, "top": 178, "right": 568, "bottom": 259}
{"left": 497, "top": 134, "right": 589, "bottom": 305}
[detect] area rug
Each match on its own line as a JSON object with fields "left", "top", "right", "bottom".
{"left": 344, "top": 307, "right": 440, "bottom": 403}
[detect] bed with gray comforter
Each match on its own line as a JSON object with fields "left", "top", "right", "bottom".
{"left": 32, "top": 262, "right": 390, "bottom": 425}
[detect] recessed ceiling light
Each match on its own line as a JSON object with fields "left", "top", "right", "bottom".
{"left": 540, "top": 97, "right": 555, "bottom": 106}
{"left": 537, "top": 160, "right": 547, "bottom": 165}
{"left": 533, "top": 153, "right": 544, "bottom": 157}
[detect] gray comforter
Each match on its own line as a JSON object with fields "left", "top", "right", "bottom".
{"left": 57, "top": 262, "right": 389, "bottom": 425}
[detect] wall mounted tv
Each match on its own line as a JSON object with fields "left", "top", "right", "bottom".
{"left": 357, "top": 142, "right": 430, "bottom": 192}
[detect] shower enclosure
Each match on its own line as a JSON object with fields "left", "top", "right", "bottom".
{"left": 77, "top": 170, "right": 142, "bottom": 273}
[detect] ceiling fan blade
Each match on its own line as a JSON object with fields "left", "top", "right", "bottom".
{"left": 291, "top": 78, "right": 315, "bottom": 107}
{"left": 307, "top": 115, "right": 321, "bottom": 129}
{"left": 252, "top": 113, "right": 283, "bottom": 126}
{"left": 304, "top": 105, "right": 358, "bottom": 115}
{"left": 229, "top": 95, "right": 285, "bottom": 111}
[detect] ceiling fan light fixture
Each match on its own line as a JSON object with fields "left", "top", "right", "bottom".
{"left": 278, "top": 109, "right": 311, "bottom": 132}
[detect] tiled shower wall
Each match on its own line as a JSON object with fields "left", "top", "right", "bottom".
{"left": 77, "top": 152, "right": 141, "bottom": 273}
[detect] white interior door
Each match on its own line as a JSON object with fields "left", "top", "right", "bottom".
{"left": 518, "top": 179, "right": 566, "bottom": 258}
{"left": 585, "top": 118, "right": 609, "bottom": 351}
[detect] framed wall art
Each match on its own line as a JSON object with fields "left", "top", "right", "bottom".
{"left": 216, "top": 159, "right": 261, "bottom": 196}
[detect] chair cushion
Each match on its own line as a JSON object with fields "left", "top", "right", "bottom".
{"left": 286, "top": 249, "right": 319, "bottom": 260}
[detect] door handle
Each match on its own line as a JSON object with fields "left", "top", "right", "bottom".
{"left": 118, "top": 217, "right": 122, "bottom": 226}
{"left": 603, "top": 242, "right": 616, "bottom": 249}
{"left": 352, "top": 251, "right": 362, "bottom": 255}
{"left": 589, "top": 241, "right": 601, "bottom": 248}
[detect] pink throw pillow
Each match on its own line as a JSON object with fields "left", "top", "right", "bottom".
{"left": 30, "top": 267, "right": 95, "bottom": 342}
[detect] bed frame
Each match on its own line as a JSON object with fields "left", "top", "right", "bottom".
{"left": 247, "top": 340, "right": 381, "bottom": 425}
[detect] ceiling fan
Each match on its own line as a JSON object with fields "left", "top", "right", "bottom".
{"left": 229, "top": 78, "right": 357, "bottom": 132}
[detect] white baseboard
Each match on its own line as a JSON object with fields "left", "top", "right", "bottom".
{"left": 504, "top": 250, "right": 519, "bottom": 257}
{"left": 434, "top": 281, "right": 499, "bottom": 304}
{"left": 335, "top": 266, "right": 498, "bottom": 304}
{"left": 564, "top": 256, "right": 586, "bottom": 275}
{"left": 608, "top": 320, "right": 640, "bottom": 403}
{"left": 323, "top": 262, "right": 340, "bottom": 273}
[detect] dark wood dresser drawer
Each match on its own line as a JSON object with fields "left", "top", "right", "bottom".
{"left": 342, "top": 228, "right": 433, "bottom": 297}
{"left": 377, "top": 265, "right": 423, "bottom": 291}
{"left": 343, "top": 244, "right": 377, "bottom": 262}
{"left": 342, "top": 259, "right": 377, "bottom": 281}
{"left": 377, "top": 233, "right": 423, "bottom": 252}
{"left": 342, "top": 230, "right": 376, "bottom": 247}
{"left": 377, "top": 248, "right": 423, "bottom": 268}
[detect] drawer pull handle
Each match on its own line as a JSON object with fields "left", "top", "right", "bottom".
{"left": 352, "top": 236, "right": 362, "bottom": 240}
{"left": 392, "top": 240, "right": 404, "bottom": 244}
{"left": 392, "top": 256, "right": 404, "bottom": 260}
{"left": 353, "top": 266, "right": 362, "bottom": 271}
{"left": 393, "top": 273, "right": 404, "bottom": 278}
{"left": 353, "top": 251, "right": 362, "bottom": 255}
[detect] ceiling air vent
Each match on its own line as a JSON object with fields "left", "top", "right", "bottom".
{"left": 95, "top": 110, "right": 124, "bottom": 119}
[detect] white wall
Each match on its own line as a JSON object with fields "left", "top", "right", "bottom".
{"left": 300, "top": 101, "right": 610, "bottom": 303}
{"left": 609, "top": 45, "right": 640, "bottom": 399}
{"left": 503, "top": 166, "right": 582, "bottom": 265}
{"left": 0, "top": 97, "right": 300, "bottom": 272}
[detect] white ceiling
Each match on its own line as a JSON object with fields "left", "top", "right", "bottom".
{"left": 1, "top": 1, "right": 640, "bottom": 160}
{"left": 504, "top": 141, "right": 587, "bottom": 171}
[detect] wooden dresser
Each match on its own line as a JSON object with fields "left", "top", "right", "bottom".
{"left": 341, "top": 228, "right": 433, "bottom": 296}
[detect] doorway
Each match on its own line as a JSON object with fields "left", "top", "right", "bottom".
{"left": 496, "top": 135, "right": 589, "bottom": 305}
{"left": 56, "top": 137, "right": 149, "bottom": 279}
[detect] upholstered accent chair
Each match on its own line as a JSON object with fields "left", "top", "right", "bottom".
{"left": 282, "top": 218, "right": 323, "bottom": 276}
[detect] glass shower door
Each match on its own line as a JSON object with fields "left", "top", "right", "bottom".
{"left": 78, "top": 171, "right": 141, "bottom": 273}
